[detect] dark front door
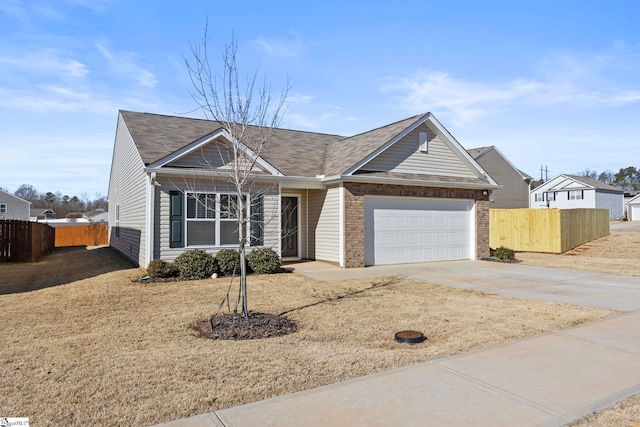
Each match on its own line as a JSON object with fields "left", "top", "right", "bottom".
{"left": 281, "top": 196, "right": 298, "bottom": 258}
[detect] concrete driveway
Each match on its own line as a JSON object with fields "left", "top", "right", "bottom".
{"left": 289, "top": 260, "right": 640, "bottom": 311}
{"left": 157, "top": 260, "right": 640, "bottom": 427}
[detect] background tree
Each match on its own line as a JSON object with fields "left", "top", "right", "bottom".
{"left": 598, "top": 170, "right": 615, "bottom": 185}
{"left": 577, "top": 169, "right": 598, "bottom": 180}
{"left": 186, "top": 28, "right": 289, "bottom": 318}
{"left": 14, "top": 184, "right": 39, "bottom": 202}
{"left": 613, "top": 166, "right": 640, "bottom": 191}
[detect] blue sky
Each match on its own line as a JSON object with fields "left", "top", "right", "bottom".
{"left": 2, "top": 0, "right": 639, "bottom": 197}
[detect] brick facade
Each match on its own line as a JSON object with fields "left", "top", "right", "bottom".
{"left": 342, "top": 182, "right": 490, "bottom": 268}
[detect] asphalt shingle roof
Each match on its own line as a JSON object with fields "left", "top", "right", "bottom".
{"left": 120, "top": 110, "right": 486, "bottom": 183}
{"left": 565, "top": 175, "right": 624, "bottom": 193}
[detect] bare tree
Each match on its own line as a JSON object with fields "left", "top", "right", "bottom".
{"left": 185, "top": 27, "right": 289, "bottom": 318}
{"left": 14, "top": 184, "right": 39, "bottom": 202}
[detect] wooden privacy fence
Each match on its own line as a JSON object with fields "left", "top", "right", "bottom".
{"left": 0, "top": 220, "right": 55, "bottom": 262}
{"left": 53, "top": 223, "right": 109, "bottom": 247}
{"left": 490, "top": 208, "right": 610, "bottom": 253}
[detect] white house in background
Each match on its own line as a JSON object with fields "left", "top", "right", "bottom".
{"left": 530, "top": 174, "right": 624, "bottom": 220}
{"left": 0, "top": 189, "right": 30, "bottom": 221}
{"left": 626, "top": 193, "right": 640, "bottom": 221}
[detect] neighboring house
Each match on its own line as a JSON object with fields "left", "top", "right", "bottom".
{"left": 624, "top": 191, "right": 640, "bottom": 220}
{"left": 109, "top": 110, "right": 498, "bottom": 268}
{"left": 530, "top": 174, "right": 624, "bottom": 220}
{"left": 466, "top": 146, "right": 532, "bottom": 208}
{"left": 0, "top": 189, "right": 30, "bottom": 221}
{"left": 30, "top": 208, "right": 56, "bottom": 221}
{"left": 87, "top": 209, "right": 109, "bottom": 224}
{"left": 626, "top": 193, "right": 640, "bottom": 221}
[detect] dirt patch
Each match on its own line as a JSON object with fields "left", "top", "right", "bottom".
{"left": 191, "top": 312, "right": 297, "bottom": 340}
{"left": 0, "top": 247, "right": 619, "bottom": 426}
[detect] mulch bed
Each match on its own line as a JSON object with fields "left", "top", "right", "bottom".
{"left": 190, "top": 311, "right": 298, "bottom": 340}
{"left": 481, "top": 257, "right": 520, "bottom": 263}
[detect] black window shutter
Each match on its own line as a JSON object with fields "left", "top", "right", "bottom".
{"left": 250, "top": 195, "right": 264, "bottom": 247}
{"left": 170, "top": 191, "right": 184, "bottom": 248}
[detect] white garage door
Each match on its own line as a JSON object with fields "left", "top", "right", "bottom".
{"left": 364, "top": 197, "right": 473, "bottom": 266}
{"left": 631, "top": 205, "right": 640, "bottom": 221}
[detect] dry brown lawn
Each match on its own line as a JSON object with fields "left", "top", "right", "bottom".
{"left": 0, "top": 246, "right": 618, "bottom": 426}
{"left": 517, "top": 224, "right": 640, "bottom": 276}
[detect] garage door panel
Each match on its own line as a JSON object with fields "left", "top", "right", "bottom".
{"left": 365, "top": 197, "right": 473, "bottom": 266}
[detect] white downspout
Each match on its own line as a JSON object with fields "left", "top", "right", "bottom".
{"left": 145, "top": 172, "right": 156, "bottom": 267}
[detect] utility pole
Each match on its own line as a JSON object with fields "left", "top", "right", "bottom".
{"left": 540, "top": 165, "right": 549, "bottom": 181}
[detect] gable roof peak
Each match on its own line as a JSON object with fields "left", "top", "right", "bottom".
{"left": 341, "top": 113, "right": 428, "bottom": 141}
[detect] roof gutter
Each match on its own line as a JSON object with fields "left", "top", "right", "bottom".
{"left": 144, "top": 167, "right": 326, "bottom": 188}
{"left": 323, "top": 174, "right": 500, "bottom": 190}
{"left": 145, "top": 167, "right": 500, "bottom": 190}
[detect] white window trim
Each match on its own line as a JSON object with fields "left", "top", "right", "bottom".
{"left": 568, "top": 190, "right": 584, "bottom": 200}
{"left": 0, "top": 203, "right": 6, "bottom": 213}
{"left": 185, "top": 191, "right": 251, "bottom": 248}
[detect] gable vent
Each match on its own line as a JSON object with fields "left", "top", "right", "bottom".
{"left": 419, "top": 132, "right": 428, "bottom": 153}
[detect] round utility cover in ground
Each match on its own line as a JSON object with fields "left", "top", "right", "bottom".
{"left": 395, "top": 330, "right": 426, "bottom": 344}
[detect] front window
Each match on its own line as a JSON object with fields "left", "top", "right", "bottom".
{"left": 0, "top": 203, "right": 6, "bottom": 213}
{"left": 545, "top": 192, "right": 556, "bottom": 201}
{"left": 568, "top": 190, "right": 584, "bottom": 200}
{"left": 186, "top": 192, "right": 248, "bottom": 247}
{"left": 535, "top": 193, "right": 545, "bottom": 202}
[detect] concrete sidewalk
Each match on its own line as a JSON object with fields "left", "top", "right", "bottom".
{"left": 155, "top": 262, "right": 640, "bottom": 427}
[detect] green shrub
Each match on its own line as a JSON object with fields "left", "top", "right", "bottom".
{"left": 147, "top": 259, "right": 179, "bottom": 278}
{"left": 215, "top": 249, "right": 242, "bottom": 276}
{"left": 174, "top": 249, "right": 218, "bottom": 279}
{"left": 246, "top": 247, "right": 281, "bottom": 274}
{"left": 494, "top": 246, "right": 516, "bottom": 261}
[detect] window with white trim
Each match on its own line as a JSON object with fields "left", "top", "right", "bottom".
{"left": 545, "top": 192, "right": 556, "bottom": 201}
{"left": 0, "top": 203, "right": 6, "bottom": 213}
{"left": 535, "top": 193, "right": 545, "bottom": 202}
{"left": 186, "top": 192, "right": 248, "bottom": 247}
{"left": 568, "top": 190, "right": 584, "bottom": 200}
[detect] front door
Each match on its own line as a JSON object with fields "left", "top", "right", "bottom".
{"left": 281, "top": 196, "right": 299, "bottom": 258}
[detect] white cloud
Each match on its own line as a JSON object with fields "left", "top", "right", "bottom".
{"left": 252, "top": 34, "right": 303, "bottom": 58}
{"left": 286, "top": 92, "right": 314, "bottom": 104}
{"left": 0, "top": 49, "right": 89, "bottom": 78}
{"left": 96, "top": 40, "right": 158, "bottom": 87}
{"left": 384, "top": 46, "right": 640, "bottom": 125}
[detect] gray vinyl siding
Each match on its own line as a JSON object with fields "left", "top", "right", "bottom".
{"left": 169, "top": 141, "right": 264, "bottom": 172}
{"left": 595, "top": 190, "right": 624, "bottom": 220}
{"left": 362, "top": 124, "right": 477, "bottom": 178}
{"left": 0, "top": 192, "right": 30, "bottom": 221}
{"left": 154, "top": 177, "right": 279, "bottom": 262}
{"left": 313, "top": 185, "right": 341, "bottom": 263}
{"left": 170, "top": 141, "right": 233, "bottom": 168}
{"left": 108, "top": 114, "right": 148, "bottom": 266}
{"left": 475, "top": 150, "right": 530, "bottom": 208}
